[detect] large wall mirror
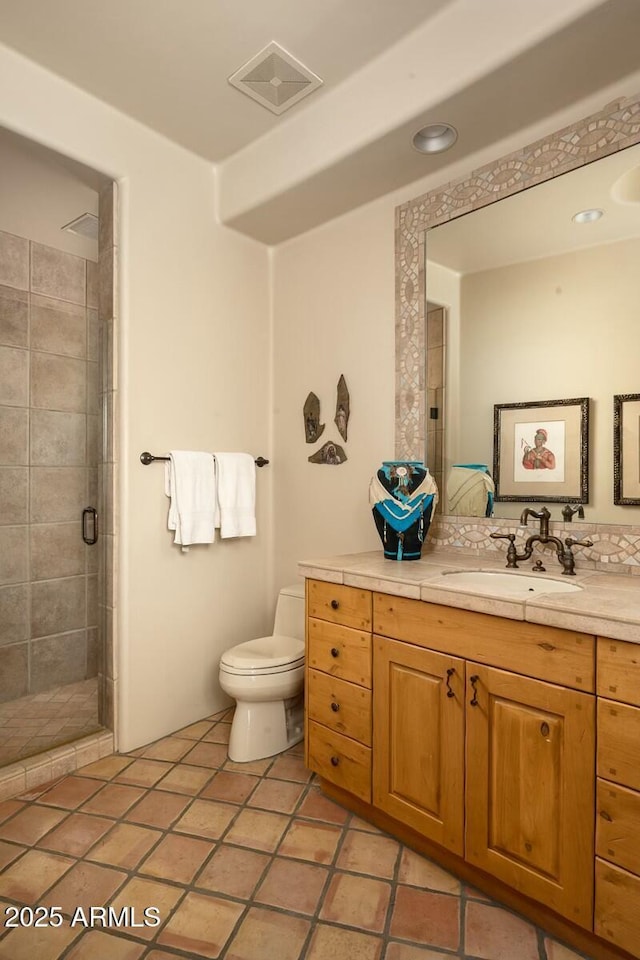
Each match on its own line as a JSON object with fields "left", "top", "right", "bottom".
{"left": 395, "top": 93, "right": 640, "bottom": 526}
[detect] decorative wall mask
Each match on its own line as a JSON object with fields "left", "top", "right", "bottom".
{"left": 334, "top": 374, "right": 350, "bottom": 442}
{"left": 303, "top": 392, "right": 325, "bottom": 444}
{"left": 308, "top": 441, "right": 347, "bottom": 465}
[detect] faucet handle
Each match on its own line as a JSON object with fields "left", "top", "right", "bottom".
{"left": 564, "top": 536, "right": 593, "bottom": 551}
{"left": 490, "top": 532, "right": 519, "bottom": 568}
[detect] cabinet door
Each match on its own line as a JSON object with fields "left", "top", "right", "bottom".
{"left": 465, "top": 664, "right": 595, "bottom": 928}
{"left": 373, "top": 636, "right": 465, "bottom": 855}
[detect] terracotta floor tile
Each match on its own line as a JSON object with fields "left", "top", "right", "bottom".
{"left": 157, "top": 891, "right": 244, "bottom": 958}
{"left": 141, "top": 736, "right": 194, "bottom": 763}
{"left": 255, "top": 857, "right": 328, "bottom": 915}
{"left": 397, "top": 848, "right": 461, "bottom": 895}
{"left": 115, "top": 759, "right": 173, "bottom": 787}
{"left": 0, "top": 799, "right": 24, "bottom": 824}
{"left": 319, "top": 872, "right": 391, "bottom": 933}
{"left": 463, "top": 883, "right": 492, "bottom": 901}
{"left": 544, "top": 938, "right": 588, "bottom": 960}
{"left": 464, "top": 900, "right": 539, "bottom": 960}
{"left": 224, "top": 905, "right": 309, "bottom": 960}
{"left": 109, "top": 877, "right": 184, "bottom": 940}
{"left": 266, "top": 754, "right": 312, "bottom": 783}
{"left": 350, "top": 815, "right": 383, "bottom": 833}
{"left": 203, "top": 722, "right": 231, "bottom": 744}
{"left": 384, "top": 945, "right": 458, "bottom": 960}
{"left": 337, "top": 829, "right": 400, "bottom": 879}
{"left": 0, "top": 839, "right": 25, "bottom": 869}
{"left": 80, "top": 783, "right": 146, "bottom": 817}
{"left": 306, "top": 923, "right": 383, "bottom": 960}
{"left": 278, "top": 819, "right": 342, "bottom": 863}
{"left": 86, "top": 822, "right": 162, "bottom": 869}
{"left": 0, "top": 849, "right": 74, "bottom": 901}
{"left": 38, "top": 776, "right": 103, "bottom": 809}
{"left": 224, "top": 808, "right": 289, "bottom": 852}
{"left": 64, "top": 929, "right": 146, "bottom": 959}
{"left": 174, "top": 798, "right": 237, "bottom": 840}
{"left": 247, "top": 777, "right": 304, "bottom": 814}
{"left": 389, "top": 886, "right": 460, "bottom": 951}
{"left": 37, "top": 812, "right": 114, "bottom": 857}
{"left": 297, "top": 788, "right": 349, "bottom": 824}
{"left": 223, "top": 757, "right": 273, "bottom": 776}
{"left": 155, "top": 762, "right": 214, "bottom": 796}
{"left": 200, "top": 770, "right": 259, "bottom": 804}
{"left": 174, "top": 720, "right": 214, "bottom": 740}
{"left": 0, "top": 804, "right": 67, "bottom": 844}
{"left": 124, "top": 789, "right": 191, "bottom": 828}
{"left": 140, "top": 833, "right": 214, "bottom": 885}
{"left": 41, "top": 860, "right": 128, "bottom": 917}
{"left": 195, "top": 844, "right": 270, "bottom": 899}
{"left": 0, "top": 923, "right": 80, "bottom": 960}
{"left": 182, "top": 741, "right": 229, "bottom": 769}
{"left": 77, "top": 756, "right": 134, "bottom": 780}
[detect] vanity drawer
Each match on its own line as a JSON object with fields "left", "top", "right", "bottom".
{"left": 598, "top": 698, "right": 640, "bottom": 791}
{"left": 307, "top": 669, "right": 372, "bottom": 745}
{"left": 307, "top": 580, "right": 372, "bottom": 630}
{"left": 597, "top": 638, "right": 640, "bottom": 706}
{"left": 373, "top": 593, "right": 594, "bottom": 692}
{"left": 307, "top": 618, "right": 372, "bottom": 687}
{"left": 307, "top": 719, "right": 371, "bottom": 803}
{"left": 597, "top": 779, "right": 640, "bottom": 875}
{"left": 595, "top": 859, "right": 640, "bottom": 957}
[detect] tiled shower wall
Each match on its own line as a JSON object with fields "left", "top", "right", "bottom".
{"left": 0, "top": 228, "right": 100, "bottom": 702}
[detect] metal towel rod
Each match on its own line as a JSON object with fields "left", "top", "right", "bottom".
{"left": 140, "top": 451, "right": 269, "bottom": 468}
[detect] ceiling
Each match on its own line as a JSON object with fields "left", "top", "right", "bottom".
{"left": 1, "top": 0, "right": 640, "bottom": 243}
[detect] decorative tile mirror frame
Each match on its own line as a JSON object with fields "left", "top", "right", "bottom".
{"left": 395, "top": 93, "right": 640, "bottom": 463}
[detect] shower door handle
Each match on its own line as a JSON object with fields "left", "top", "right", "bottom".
{"left": 82, "top": 507, "right": 98, "bottom": 545}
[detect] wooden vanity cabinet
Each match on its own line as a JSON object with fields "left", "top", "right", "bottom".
{"left": 595, "top": 638, "right": 640, "bottom": 956}
{"left": 372, "top": 594, "right": 595, "bottom": 928}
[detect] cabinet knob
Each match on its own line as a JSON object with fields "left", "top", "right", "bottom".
{"left": 540, "top": 721, "right": 550, "bottom": 737}
{"left": 330, "top": 599, "right": 340, "bottom": 610}
{"left": 330, "top": 701, "right": 340, "bottom": 713}
{"left": 330, "top": 647, "right": 340, "bottom": 658}
{"left": 330, "top": 755, "right": 340, "bottom": 767}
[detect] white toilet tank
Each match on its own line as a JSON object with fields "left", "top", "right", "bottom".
{"left": 272, "top": 583, "right": 305, "bottom": 640}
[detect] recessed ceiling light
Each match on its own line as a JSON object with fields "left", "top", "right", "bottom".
{"left": 572, "top": 208, "right": 604, "bottom": 224}
{"left": 412, "top": 123, "right": 458, "bottom": 155}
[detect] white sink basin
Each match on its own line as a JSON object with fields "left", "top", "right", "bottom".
{"left": 427, "top": 570, "right": 583, "bottom": 597}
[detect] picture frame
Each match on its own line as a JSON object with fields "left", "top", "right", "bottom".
{"left": 614, "top": 393, "right": 640, "bottom": 505}
{"left": 493, "top": 397, "right": 589, "bottom": 503}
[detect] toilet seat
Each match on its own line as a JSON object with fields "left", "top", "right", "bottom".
{"left": 220, "top": 634, "right": 304, "bottom": 675}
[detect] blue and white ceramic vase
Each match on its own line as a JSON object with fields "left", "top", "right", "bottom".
{"left": 369, "top": 461, "right": 439, "bottom": 560}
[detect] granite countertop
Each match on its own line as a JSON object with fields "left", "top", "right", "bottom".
{"left": 298, "top": 548, "right": 640, "bottom": 644}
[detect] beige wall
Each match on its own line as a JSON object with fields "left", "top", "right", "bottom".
{"left": 457, "top": 238, "right": 640, "bottom": 524}
{"left": 0, "top": 43, "right": 272, "bottom": 751}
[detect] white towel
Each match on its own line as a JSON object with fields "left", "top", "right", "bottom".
{"left": 165, "top": 451, "right": 216, "bottom": 548}
{"left": 214, "top": 453, "right": 256, "bottom": 538}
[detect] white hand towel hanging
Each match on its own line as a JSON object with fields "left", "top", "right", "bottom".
{"left": 165, "top": 451, "right": 216, "bottom": 547}
{"left": 214, "top": 453, "right": 256, "bottom": 538}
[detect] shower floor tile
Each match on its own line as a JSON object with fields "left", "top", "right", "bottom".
{"left": 0, "top": 678, "right": 101, "bottom": 767}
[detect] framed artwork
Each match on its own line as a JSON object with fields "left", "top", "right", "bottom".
{"left": 493, "top": 397, "right": 589, "bottom": 503}
{"left": 614, "top": 393, "right": 640, "bottom": 505}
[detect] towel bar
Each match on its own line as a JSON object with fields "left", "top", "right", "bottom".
{"left": 140, "top": 451, "right": 269, "bottom": 467}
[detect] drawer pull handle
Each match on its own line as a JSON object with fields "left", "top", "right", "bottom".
{"left": 330, "top": 701, "right": 340, "bottom": 713}
{"left": 469, "top": 675, "right": 479, "bottom": 707}
{"left": 446, "top": 667, "right": 455, "bottom": 699}
{"left": 330, "top": 599, "right": 340, "bottom": 610}
{"left": 600, "top": 810, "right": 613, "bottom": 822}
{"left": 540, "top": 721, "right": 550, "bottom": 737}
{"left": 330, "top": 648, "right": 340, "bottom": 658}
{"left": 330, "top": 755, "right": 340, "bottom": 767}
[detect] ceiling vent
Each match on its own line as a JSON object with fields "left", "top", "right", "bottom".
{"left": 61, "top": 212, "right": 99, "bottom": 240}
{"left": 228, "top": 41, "right": 322, "bottom": 115}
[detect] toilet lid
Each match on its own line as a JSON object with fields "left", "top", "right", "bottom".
{"left": 220, "top": 634, "right": 305, "bottom": 672}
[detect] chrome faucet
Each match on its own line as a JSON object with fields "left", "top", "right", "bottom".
{"left": 490, "top": 506, "right": 593, "bottom": 575}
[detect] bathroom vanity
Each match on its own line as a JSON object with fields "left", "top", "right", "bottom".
{"left": 301, "top": 552, "right": 640, "bottom": 960}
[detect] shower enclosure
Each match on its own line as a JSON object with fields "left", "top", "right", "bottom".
{"left": 0, "top": 137, "right": 117, "bottom": 769}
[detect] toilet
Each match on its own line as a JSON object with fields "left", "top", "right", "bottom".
{"left": 218, "top": 583, "right": 305, "bottom": 762}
